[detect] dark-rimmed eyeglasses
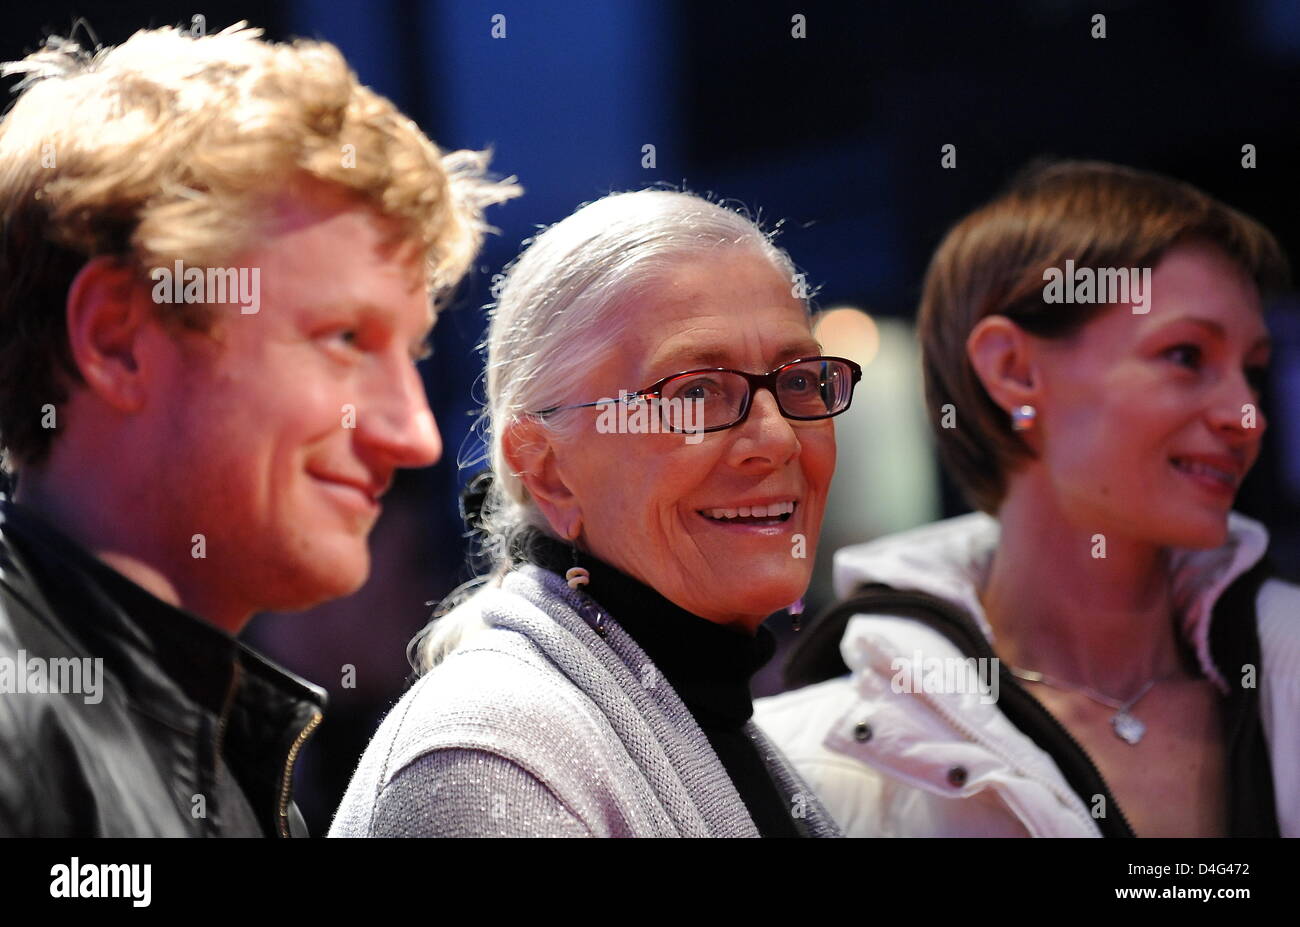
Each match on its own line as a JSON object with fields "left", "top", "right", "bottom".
{"left": 529, "top": 355, "right": 862, "bottom": 434}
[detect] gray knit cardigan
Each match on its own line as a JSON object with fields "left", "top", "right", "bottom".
{"left": 329, "top": 564, "right": 841, "bottom": 837}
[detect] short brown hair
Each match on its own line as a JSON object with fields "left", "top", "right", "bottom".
{"left": 918, "top": 159, "right": 1290, "bottom": 514}
{"left": 0, "top": 23, "right": 518, "bottom": 471}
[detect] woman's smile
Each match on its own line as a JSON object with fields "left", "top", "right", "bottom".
{"left": 697, "top": 499, "right": 799, "bottom": 533}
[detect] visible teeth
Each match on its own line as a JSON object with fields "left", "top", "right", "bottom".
{"left": 1174, "top": 459, "right": 1234, "bottom": 484}
{"left": 702, "top": 501, "right": 796, "bottom": 520}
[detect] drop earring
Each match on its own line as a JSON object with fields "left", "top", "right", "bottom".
{"left": 564, "top": 521, "right": 588, "bottom": 590}
{"left": 788, "top": 597, "right": 805, "bottom": 631}
{"left": 565, "top": 566, "right": 590, "bottom": 590}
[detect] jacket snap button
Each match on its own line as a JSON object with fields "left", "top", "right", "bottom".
{"left": 947, "top": 766, "right": 968, "bottom": 788}
{"left": 853, "top": 721, "right": 872, "bottom": 743}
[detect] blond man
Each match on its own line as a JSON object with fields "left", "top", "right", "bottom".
{"left": 0, "top": 23, "right": 517, "bottom": 835}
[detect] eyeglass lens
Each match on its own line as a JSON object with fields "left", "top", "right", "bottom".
{"left": 658, "top": 359, "right": 853, "bottom": 431}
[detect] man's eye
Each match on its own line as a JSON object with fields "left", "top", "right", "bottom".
{"left": 323, "top": 329, "right": 360, "bottom": 350}
{"left": 1164, "top": 344, "right": 1202, "bottom": 369}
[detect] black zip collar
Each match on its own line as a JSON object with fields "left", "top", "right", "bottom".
{"left": 0, "top": 497, "right": 327, "bottom": 836}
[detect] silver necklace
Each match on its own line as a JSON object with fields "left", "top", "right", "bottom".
{"left": 1008, "top": 666, "right": 1171, "bottom": 745}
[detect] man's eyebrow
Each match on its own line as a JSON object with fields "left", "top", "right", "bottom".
{"left": 303, "top": 299, "right": 387, "bottom": 320}
{"left": 304, "top": 300, "right": 437, "bottom": 357}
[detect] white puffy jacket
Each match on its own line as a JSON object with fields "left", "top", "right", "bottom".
{"left": 755, "top": 512, "right": 1300, "bottom": 837}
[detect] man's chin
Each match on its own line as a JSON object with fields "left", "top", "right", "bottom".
{"left": 264, "top": 550, "right": 371, "bottom": 613}
{"left": 314, "top": 555, "right": 371, "bottom": 600}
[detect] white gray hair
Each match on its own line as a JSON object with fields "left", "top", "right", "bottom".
{"left": 411, "top": 189, "right": 806, "bottom": 671}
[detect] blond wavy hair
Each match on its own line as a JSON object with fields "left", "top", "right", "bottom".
{"left": 0, "top": 22, "right": 519, "bottom": 469}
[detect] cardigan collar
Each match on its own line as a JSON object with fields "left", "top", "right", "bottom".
{"left": 511, "top": 527, "right": 776, "bottom": 726}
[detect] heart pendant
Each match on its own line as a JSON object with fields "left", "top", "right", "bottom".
{"left": 1112, "top": 711, "right": 1145, "bottom": 745}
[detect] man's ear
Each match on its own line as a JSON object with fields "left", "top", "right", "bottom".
{"left": 65, "top": 256, "right": 154, "bottom": 412}
{"left": 966, "top": 315, "right": 1043, "bottom": 420}
{"left": 501, "top": 417, "right": 583, "bottom": 541}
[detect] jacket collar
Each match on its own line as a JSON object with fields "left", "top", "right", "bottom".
{"left": 832, "top": 511, "right": 1270, "bottom": 692}
{"left": 0, "top": 498, "right": 326, "bottom": 835}
{"left": 1, "top": 498, "right": 325, "bottom": 715}
{"left": 511, "top": 527, "right": 777, "bottom": 727}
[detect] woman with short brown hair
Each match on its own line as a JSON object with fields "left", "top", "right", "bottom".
{"left": 758, "top": 160, "right": 1300, "bottom": 837}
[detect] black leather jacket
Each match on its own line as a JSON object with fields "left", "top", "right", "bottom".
{"left": 0, "top": 499, "right": 326, "bottom": 836}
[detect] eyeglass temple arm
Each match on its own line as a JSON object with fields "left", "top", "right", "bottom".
{"left": 530, "top": 390, "right": 652, "bottom": 417}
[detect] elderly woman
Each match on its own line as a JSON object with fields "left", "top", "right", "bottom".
{"left": 757, "top": 161, "right": 1300, "bottom": 837}
{"left": 330, "top": 190, "right": 854, "bottom": 837}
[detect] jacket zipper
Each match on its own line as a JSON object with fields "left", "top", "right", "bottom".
{"left": 276, "top": 710, "right": 323, "bottom": 837}
{"left": 992, "top": 664, "right": 1134, "bottom": 834}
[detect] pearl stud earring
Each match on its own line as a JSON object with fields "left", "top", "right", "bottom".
{"left": 1010, "top": 405, "right": 1037, "bottom": 432}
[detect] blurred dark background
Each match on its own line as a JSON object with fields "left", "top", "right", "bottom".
{"left": 4, "top": 0, "right": 1298, "bottom": 835}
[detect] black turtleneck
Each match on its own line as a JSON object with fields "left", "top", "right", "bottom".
{"left": 513, "top": 528, "right": 802, "bottom": 838}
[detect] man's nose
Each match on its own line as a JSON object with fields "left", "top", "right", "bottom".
{"left": 357, "top": 361, "right": 443, "bottom": 469}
